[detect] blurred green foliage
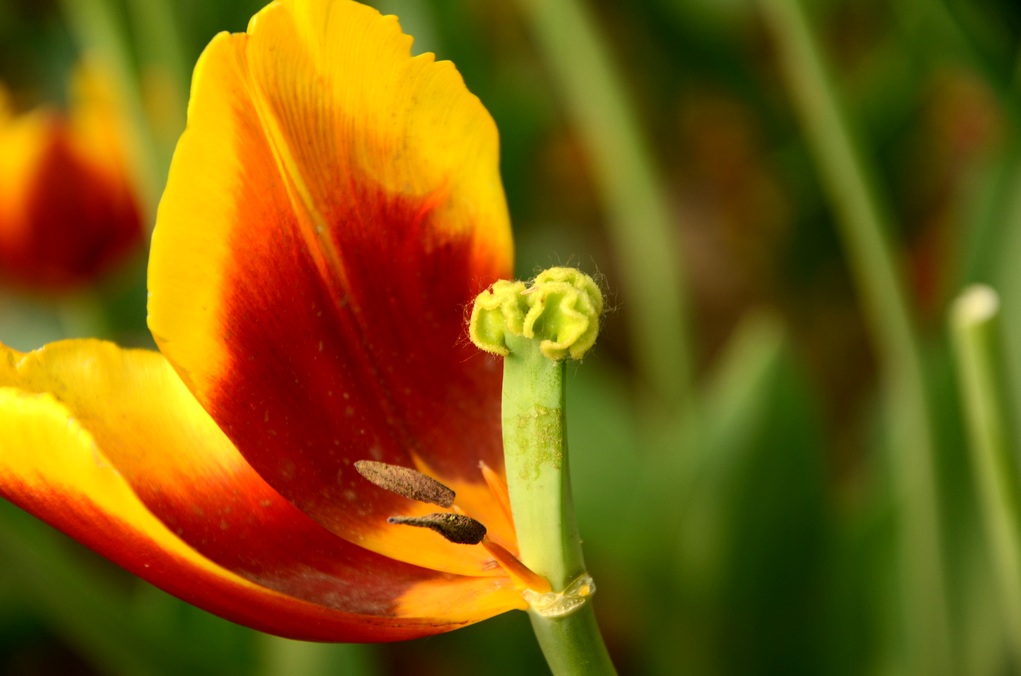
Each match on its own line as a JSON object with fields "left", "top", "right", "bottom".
{"left": 3, "top": 0, "right": 1021, "bottom": 674}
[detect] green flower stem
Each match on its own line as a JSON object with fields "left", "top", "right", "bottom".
{"left": 526, "top": 602, "right": 615, "bottom": 676}
{"left": 501, "top": 332, "right": 615, "bottom": 675}
{"left": 950, "top": 286, "right": 1021, "bottom": 663}
{"left": 503, "top": 333, "right": 580, "bottom": 589}
{"left": 758, "top": 0, "right": 951, "bottom": 673}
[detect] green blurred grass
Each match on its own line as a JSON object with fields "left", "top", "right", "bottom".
{"left": 3, "top": 0, "right": 1021, "bottom": 673}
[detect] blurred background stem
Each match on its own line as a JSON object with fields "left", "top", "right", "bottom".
{"left": 259, "top": 635, "right": 378, "bottom": 676}
{"left": 950, "top": 286, "right": 1021, "bottom": 667}
{"left": 59, "top": 0, "right": 167, "bottom": 223}
{"left": 123, "top": 0, "right": 189, "bottom": 175}
{"left": 513, "top": 0, "right": 693, "bottom": 421}
{"left": 758, "top": 0, "right": 952, "bottom": 674}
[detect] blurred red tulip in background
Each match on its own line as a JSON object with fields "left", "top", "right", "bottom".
{"left": 0, "top": 63, "right": 142, "bottom": 290}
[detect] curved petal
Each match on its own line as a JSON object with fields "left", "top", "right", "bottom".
{"left": 0, "top": 339, "right": 524, "bottom": 640}
{"left": 148, "top": 0, "right": 514, "bottom": 569}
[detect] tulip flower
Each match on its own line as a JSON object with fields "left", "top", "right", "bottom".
{"left": 0, "top": 0, "right": 532, "bottom": 641}
{"left": 0, "top": 65, "right": 143, "bottom": 289}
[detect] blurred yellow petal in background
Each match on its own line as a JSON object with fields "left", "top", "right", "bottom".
{"left": 0, "top": 59, "right": 143, "bottom": 291}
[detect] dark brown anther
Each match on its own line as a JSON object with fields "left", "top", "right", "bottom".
{"left": 354, "top": 460, "right": 455, "bottom": 508}
{"left": 387, "top": 513, "right": 487, "bottom": 545}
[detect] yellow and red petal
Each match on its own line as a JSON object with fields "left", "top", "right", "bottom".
{"left": 148, "top": 0, "right": 514, "bottom": 568}
{"left": 0, "top": 339, "right": 524, "bottom": 640}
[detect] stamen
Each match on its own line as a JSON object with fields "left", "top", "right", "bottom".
{"left": 354, "top": 460, "right": 454, "bottom": 507}
{"left": 387, "top": 512, "right": 487, "bottom": 545}
{"left": 365, "top": 461, "right": 550, "bottom": 595}
{"left": 478, "top": 461, "right": 514, "bottom": 527}
{"left": 481, "top": 536, "right": 552, "bottom": 594}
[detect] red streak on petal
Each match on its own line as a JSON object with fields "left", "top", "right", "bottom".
{"left": 207, "top": 179, "right": 506, "bottom": 556}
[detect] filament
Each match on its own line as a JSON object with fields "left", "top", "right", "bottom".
{"left": 481, "top": 536, "right": 551, "bottom": 594}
